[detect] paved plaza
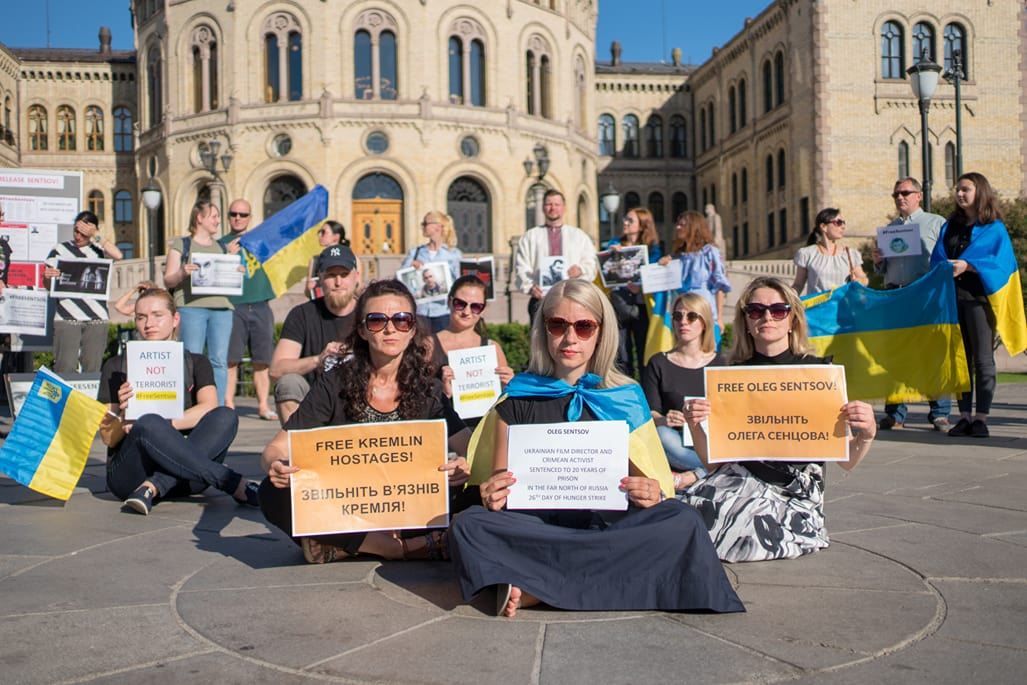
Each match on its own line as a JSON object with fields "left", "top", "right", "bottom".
{"left": 0, "top": 384, "right": 1025, "bottom": 684}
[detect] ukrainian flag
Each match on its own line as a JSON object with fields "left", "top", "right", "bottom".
{"left": 465, "top": 373, "right": 675, "bottom": 498}
{"left": 930, "top": 219, "right": 1026, "bottom": 356}
{"left": 643, "top": 291, "right": 675, "bottom": 365}
{"left": 238, "top": 185, "right": 329, "bottom": 297}
{"left": 0, "top": 369, "right": 108, "bottom": 500}
{"left": 803, "top": 263, "right": 970, "bottom": 403}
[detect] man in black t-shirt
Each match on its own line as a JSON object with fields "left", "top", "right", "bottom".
{"left": 270, "top": 245, "right": 361, "bottom": 425}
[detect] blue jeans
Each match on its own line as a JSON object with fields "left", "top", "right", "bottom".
{"left": 179, "top": 307, "right": 233, "bottom": 405}
{"left": 884, "top": 399, "right": 952, "bottom": 424}
{"left": 657, "top": 425, "right": 707, "bottom": 477}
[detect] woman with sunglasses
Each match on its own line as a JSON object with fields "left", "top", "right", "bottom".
{"left": 680, "top": 277, "right": 876, "bottom": 562}
{"left": 400, "top": 211, "right": 462, "bottom": 333}
{"left": 305, "top": 220, "right": 347, "bottom": 299}
{"left": 792, "top": 208, "right": 868, "bottom": 295}
{"left": 641, "top": 293, "right": 723, "bottom": 491}
{"left": 258, "top": 279, "right": 472, "bottom": 563}
{"left": 607, "top": 207, "right": 662, "bottom": 376}
{"left": 450, "top": 280, "right": 742, "bottom": 617}
{"left": 657, "top": 211, "right": 731, "bottom": 341}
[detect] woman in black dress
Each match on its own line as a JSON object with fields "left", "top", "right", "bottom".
{"left": 450, "top": 279, "right": 743, "bottom": 616}
{"left": 681, "top": 277, "right": 877, "bottom": 562}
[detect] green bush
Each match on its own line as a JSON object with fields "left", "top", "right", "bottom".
{"left": 487, "top": 322, "right": 531, "bottom": 372}
{"left": 720, "top": 323, "right": 733, "bottom": 351}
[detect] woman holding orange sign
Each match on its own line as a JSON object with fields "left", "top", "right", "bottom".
{"left": 681, "top": 277, "right": 876, "bottom": 562}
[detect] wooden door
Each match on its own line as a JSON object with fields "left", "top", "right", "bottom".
{"left": 351, "top": 199, "right": 403, "bottom": 255}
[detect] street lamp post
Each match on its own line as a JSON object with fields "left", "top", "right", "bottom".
{"left": 141, "top": 178, "right": 162, "bottom": 282}
{"left": 944, "top": 49, "right": 965, "bottom": 179}
{"left": 907, "top": 51, "right": 942, "bottom": 211}
{"left": 523, "top": 143, "right": 550, "bottom": 227}
{"left": 199, "top": 138, "right": 234, "bottom": 227}
{"left": 600, "top": 183, "right": 621, "bottom": 244}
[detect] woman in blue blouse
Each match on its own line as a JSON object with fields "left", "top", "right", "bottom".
{"left": 606, "top": 207, "right": 661, "bottom": 377}
{"left": 401, "top": 210, "right": 462, "bottom": 333}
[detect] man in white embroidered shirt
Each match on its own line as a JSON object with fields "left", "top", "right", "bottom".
{"left": 513, "top": 189, "right": 598, "bottom": 320}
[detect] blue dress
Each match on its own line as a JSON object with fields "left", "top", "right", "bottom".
{"left": 673, "top": 244, "right": 731, "bottom": 322}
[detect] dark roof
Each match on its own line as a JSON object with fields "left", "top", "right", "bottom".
{"left": 9, "top": 47, "right": 136, "bottom": 64}
{"left": 595, "top": 61, "right": 694, "bottom": 76}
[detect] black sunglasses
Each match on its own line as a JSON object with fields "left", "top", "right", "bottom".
{"left": 363, "top": 312, "right": 416, "bottom": 333}
{"left": 452, "top": 297, "right": 485, "bottom": 315}
{"left": 229, "top": 211, "right": 251, "bottom": 218}
{"left": 545, "top": 317, "right": 600, "bottom": 340}
{"left": 744, "top": 303, "right": 792, "bottom": 321}
{"left": 672, "top": 311, "right": 702, "bottom": 324}
{"left": 891, "top": 190, "right": 919, "bottom": 199}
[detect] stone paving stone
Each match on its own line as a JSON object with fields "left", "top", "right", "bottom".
{"left": 175, "top": 584, "right": 443, "bottom": 670}
{"left": 82, "top": 652, "right": 317, "bottom": 685}
{"left": 932, "top": 480, "right": 1027, "bottom": 513}
{"left": 0, "top": 554, "right": 49, "bottom": 580}
{"left": 931, "top": 580, "right": 1027, "bottom": 650}
{"left": 540, "top": 615, "right": 798, "bottom": 683}
{"left": 181, "top": 549, "right": 379, "bottom": 591}
{"left": 0, "top": 604, "right": 202, "bottom": 685}
{"left": 827, "top": 491, "right": 1027, "bottom": 535}
{"left": 315, "top": 615, "right": 541, "bottom": 684}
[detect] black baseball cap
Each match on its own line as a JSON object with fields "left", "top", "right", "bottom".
{"left": 318, "top": 244, "right": 358, "bottom": 272}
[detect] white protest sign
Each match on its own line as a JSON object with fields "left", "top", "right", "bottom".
{"left": 448, "top": 344, "right": 501, "bottom": 419}
{"left": 682, "top": 395, "right": 708, "bottom": 448}
{"left": 640, "top": 260, "right": 683, "bottom": 294}
{"left": 876, "top": 224, "right": 922, "bottom": 258}
{"left": 506, "top": 421, "right": 629, "bottom": 510}
{"left": 0, "top": 288, "right": 50, "bottom": 336}
{"left": 125, "top": 341, "right": 184, "bottom": 420}
{"left": 190, "top": 253, "right": 244, "bottom": 296}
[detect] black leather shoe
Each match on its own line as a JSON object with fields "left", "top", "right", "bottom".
{"left": 948, "top": 418, "right": 971, "bottom": 437}
{"left": 969, "top": 420, "right": 990, "bottom": 438}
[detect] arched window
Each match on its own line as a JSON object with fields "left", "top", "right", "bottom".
{"left": 113, "top": 107, "right": 132, "bottom": 152}
{"left": 88, "top": 190, "right": 105, "bottom": 222}
{"left": 353, "top": 11, "right": 399, "bottom": 101}
{"left": 448, "top": 20, "right": 487, "bottom": 107}
{"left": 56, "top": 105, "right": 76, "bottom": 151}
{"left": 777, "top": 149, "right": 786, "bottom": 188}
{"left": 898, "top": 141, "right": 910, "bottom": 180}
{"left": 598, "top": 113, "right": 616, "bottom": 156}
{"left": 699, "top": 108, "right": 707, "bottom": 152}
{"left": 707, "top": 102, "right": 715, "bottom": 144}
{"left": 774, "top": 51, "right": 785, "bottom": 106}
{"left": 85, "top": 106, "right": 103, "bottom": 151}
{"left": 731, "top": 173, "right": 738, "bottom": 207}
{"left": 28, "top": 105, "right": 48, "bottom": 151}
{"left": 470, "top": 40, "right": 486, "bottom": 107}
{"left": 944, "top": 142, "right": 955, "bottom": 188}
{"left": 645, "top": 115, "right": 663, "bottom": 157}
{"left": 448, "top": 37, "right": 463, "bottom": 103}
{"left": 525, "top": 35, "right": 553, "bottom": 118}
{"left": 624, "top": 192, "right": 641, "bottom": 212}
{"left": 737, "top": 78, "right": 747, "bottom": 127}
{"left": 881, "top": 21, "right": 904, "bottom": 79}
{"left": 648, "top": 192, "right": 665, "bottom": 226}
{"left": 913, "top": 22, "right": 935, "bottom": 62}
{"left": 574, "top": 56, "right": 587, "bottom": 131}
{"left": 669, "top": 115, "right": 687, "bottom": 158}
{"left": 264, "top": 174, "right": 307, "bottom": 218}
{"left": 622, "top": 114, "right": 639, "bottom": 158}
{"left": 762, "top": 59, "right": 773, "bottom": 113}
{"left": 741, "top": 167, "right": 749, "bottom": 203}
{"left": 539, "top": 55, "right": 552, "bottom": 118}
{"left": 728, "top": 86, "right": 737, "bottom": 134}
{"left": 191, "top": 25, "right": 218, "bottom": 112}
{"left": 114, "top": 190, "right": 132, "bottom": 223}
{"left": 447, "top": 176, "right": 491, "bottom": 252}
{"left": 765, "top": 154, "right": 774, "bottom": 192}
{"left": 263, "top": 13, "right": 302, "bottom": 102}
{"left": 355, "top": 31, "right": 372, "bottom": 99}
{"left": 3, "top": 95, "right": 12, "bottom": 140}
{"left": 671, "top": 192, "right": 688, "bottom": 220}
{"left": 379, "top": 31, "right": 397, "bottom": 100}
{"left": 146, "top": 44, "right": 162, "bottom": 127}
{"left": 944, "top": 23, "right": 968, "bottom": 78}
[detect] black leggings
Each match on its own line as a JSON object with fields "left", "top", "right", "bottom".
{"left": 956, "top": 297, "right": 997, "bottom": 415}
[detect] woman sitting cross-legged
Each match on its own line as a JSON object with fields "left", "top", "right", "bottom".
{"left": 99, "top": 287, "right": 258, "bottom": 516}
{"left": 259, "top": 279, "right": 472, "bottom": 563}
{"left": 449, "top": 279, "right": 743, "bottom": 617}
{"left": 680, "top": 277, "right": 877, "bottom": 562}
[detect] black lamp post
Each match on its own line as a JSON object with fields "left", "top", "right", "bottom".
{"left": 141, "top": 178, "right": 162, "bottom": 282}
{"left": 523, "top": 143, "right": 550, "bottom": 227}
{"left": 944, "top": 49, "right": 965, "bottom": 179}
{"left": 199, "top": 138, "right": 234, "bottom": 226}
{"left": 907, "top": 51, "right": 942, "bottom": 211}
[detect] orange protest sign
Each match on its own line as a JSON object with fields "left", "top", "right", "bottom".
{"left": 288, "top": 419, "right": 449, "bottom": 536}
{"left": 704, "top": 365, "right": 849, "bottom": 463}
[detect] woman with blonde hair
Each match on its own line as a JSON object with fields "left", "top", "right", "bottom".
{"left": 680, "top": 277, "right": 877, "bottom": 562}
{"left": 641, "top": 292, "right": 723, "bottom": 491}
{"left": 450, "top": 279, "right": 742, "bottom": 617}
{"left": 658, "top": 211, "right": 731, "bottom": 340}
{"left": 401, "top": 210, "right": 462, "bottom": 333}
{"left": 607, "top": 206, "right": 662, "bottom": 376}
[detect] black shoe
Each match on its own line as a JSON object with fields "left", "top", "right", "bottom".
{"left": 234, "top": 481, "right": 260, "bottom": 507}
{"left": 879, "top": 416, "right": 903, "bottom": 430}
{"left": 125, "top": 485, "right": 155, "bottom": 515}
{"left": 948, "top": 418, "right": 971, "bottom": 437}
{"left": 969, "top": 420, "right": 990, "bottom": 438}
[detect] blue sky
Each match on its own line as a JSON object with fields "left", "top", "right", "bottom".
{"left": 0, "top": 0, "right": 771, "bottom": 64}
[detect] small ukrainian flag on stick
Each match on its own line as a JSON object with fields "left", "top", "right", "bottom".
{"left": 0, "top": 369, "right": 108, "bottom": 501}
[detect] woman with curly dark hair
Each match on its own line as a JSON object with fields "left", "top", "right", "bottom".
{"left": 258, "top": 279, "right": 471, "bottom": 563}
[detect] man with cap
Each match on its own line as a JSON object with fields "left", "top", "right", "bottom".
{"left": 269, "top": 245, "right": 361, "bottom": 426}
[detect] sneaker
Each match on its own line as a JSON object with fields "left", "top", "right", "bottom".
{"left": 931, "top": 416, "right": 951, "bottom": 431}
{"left": 234, "top": 481, "right": 260, "bottom": 507}
{"left": 124, "top": 485, "right": 155, "bottom": 515}
{"left": 300, "top": 537, "right": 347, "bottom": 564}
{"left": 879, "top": 416, "right": 903, "bottom": 430}
{"left": 969, "top": 419, "right": 990, "bottom": 438}
{"left": 948, "top": 418, "right": 972, "bottom": 437}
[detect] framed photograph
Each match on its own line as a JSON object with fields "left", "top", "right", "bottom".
{"left": 598, "top": 245, "right": 648, "bottom": 288}
{"left": 539, "top": 256, "right": 565, "bottom": 293}
{"left": 397, "top": 261, "right": 452, "bottom": 305}
{"left": 190, "top": 253, "right": 244, "bottom": 296}
{"left": 459, "top": 257, "right": 495, "bottom": 301}
{"left": 49, "top": 257, "right": 113, "bottom": 301}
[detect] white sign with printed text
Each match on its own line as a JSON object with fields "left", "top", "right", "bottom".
{"left": 448, "top": 344, "right": 502, "bottom": 419}
{"left": 876, "top": 224, "right": 922, "bottom": 258}
{"left": 640, "top": 260, "right": 684, "bottom": 294}
{"left": 125, "top": 341, "right": 185, "bottom": 420}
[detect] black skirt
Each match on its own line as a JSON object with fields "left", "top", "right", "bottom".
{"left": 449, "top": 499, "right": 744, "bottom": 613}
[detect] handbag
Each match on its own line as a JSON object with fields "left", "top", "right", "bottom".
{"left": 844, "top": 247, "right": 867, "bottom": 285}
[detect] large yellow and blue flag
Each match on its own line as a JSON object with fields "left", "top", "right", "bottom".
{"left": 239, "top": 185, "right": 329, "bottom": 297}
{"left": 643, "top": 291, "right": 675, "bottom": 365}
{"left": 930, "top": 219, "right": 1026, "bottom": 356}
{"left": 464, "top": 372, "right": 675, "bottom": 498}
{"left": 803, "top": 263, "right": 970, "bottom": 403}
{"left": 0, "top": 369, "right": 108, "bottom": 500}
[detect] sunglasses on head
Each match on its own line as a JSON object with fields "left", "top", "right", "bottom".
{"left": 672, "top": 311, "right": 702, "bottom": 324}
{"left": 744, "top": 303, "right": 792, "bottom": 320}
{"left": 228, "top": 211, "right": 250, "bottom": 218}
{"left": 892, "top": 190, "right": 919, "bottom": 198}
{"left": 545, "top": 317, "right": 600, "bottom": 339}
{"left": 363, "top": 312, "right": 416, "bottom": 333}
{"left": 452, "top": 297, "right": 485, "bottom": 315}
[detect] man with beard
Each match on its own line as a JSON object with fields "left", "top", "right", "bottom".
{"left": 270, "top": 245, "right": 361, "bottom": 426}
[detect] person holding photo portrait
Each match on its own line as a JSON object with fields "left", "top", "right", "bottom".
{"left": 44, "top": 210, "right": 123, "bottom": 374}
{"left": 400, "top": 211, "right": 461, "bottom": 333}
